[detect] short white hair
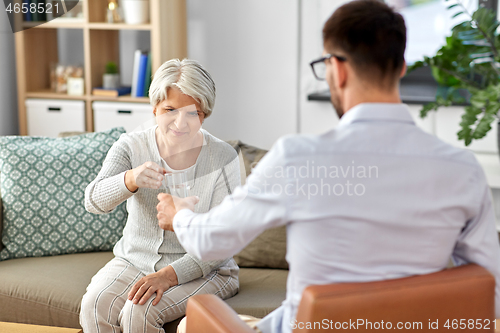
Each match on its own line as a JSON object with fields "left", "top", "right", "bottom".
{"left": 149, "top": 59, "right": 216, "bottom": 118}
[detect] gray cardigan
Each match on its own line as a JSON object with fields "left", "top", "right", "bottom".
{"left": 84, "top": 127, "right": 240, "bottom": 284}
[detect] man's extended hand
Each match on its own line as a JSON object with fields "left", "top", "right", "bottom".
{"left": 157, "top": 193, "right": 199, "bottom": 231}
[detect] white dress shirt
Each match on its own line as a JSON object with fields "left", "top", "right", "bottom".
{"left": 173, "top": 103, "right": 500, "bottom": 333}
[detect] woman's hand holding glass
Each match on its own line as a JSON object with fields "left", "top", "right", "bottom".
{"left": 125, "top": 161, "right": 167, "bottom": 192}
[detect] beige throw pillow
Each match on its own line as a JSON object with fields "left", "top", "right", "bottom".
{"left": 226, "top": 140, "right": 288, "bottom": 270}
{"left": 234, "top": 226, "right": 288, "bottom": 269}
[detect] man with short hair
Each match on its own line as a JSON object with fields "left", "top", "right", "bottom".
{"left": 157, "top": 1, "right": 500, "bottom": 332}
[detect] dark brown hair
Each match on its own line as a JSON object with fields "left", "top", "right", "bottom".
{"left": 323, "top": 0, "right": 406, "bottom": 87}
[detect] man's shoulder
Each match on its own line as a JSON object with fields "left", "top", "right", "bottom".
{"left": 429, "top": 136, "right": 479, "bottom": 166}
{"left": 406, "top": 127, "right": 481, "bottom": 170}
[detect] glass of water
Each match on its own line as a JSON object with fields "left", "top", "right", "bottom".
{"left": 164, "top": 171, "right": 190, "bottom": 198}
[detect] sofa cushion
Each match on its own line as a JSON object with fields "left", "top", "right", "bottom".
{"left": 226, "top": 140, "right": 268, "bottom": 178}
{"left": 0, "top": 252, "right": 114, "bottom": 329}
{"left": 226, "top": 140, "right": 288, "bottom": 270}
{"left": 233, "top": 226, "right": 288, "bottom": 269}
{"left": 225, "top": 268, "right": 288, "bottom": 318}
{"left": 0, "top": 128, "right": 127, "bottom": 260}
{"left": 0, "top": 252, "right": 286, "bottom": 330}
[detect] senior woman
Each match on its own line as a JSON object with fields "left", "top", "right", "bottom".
{"left": 80, "top": 59, "right": 240, "bottom": 333}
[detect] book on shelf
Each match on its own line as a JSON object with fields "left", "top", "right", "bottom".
{"left": 23, "top": 0, "right": 32, "bottom": 21}
{"left": 131, "top": 50, "right": 152, "bottom": 98}
{"left": 136, "top": 53, "right": 148, "bottom": 97}
{"left": 92, "top": 86, "right": 132, "bottom": 97}
{"left": 37, "top": 0, "right": 46, "bottom": 21}
{"left": 26, "top": 0, "right": 47, "bottom": 21}
{"left": 143, "top": 52, "right": 152, "bottom": 97}
{"left": 131, "top": 50, "right": 142, "bottom": 97}
{"left": 30, "top": 0, "right": 39, "bottom": 21}
{"left": 21, "top": 0, "right": 47, "bottom": 22}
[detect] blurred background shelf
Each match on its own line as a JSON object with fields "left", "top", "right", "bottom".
{"left": 25, "top": 91, "right": 151, "bottom": 104}
{"left": 26, "top": 90, "right": 87, "bottom": 100}
{"left": 90, "top": 95, "right": 150, "bottom": 103}
{"left": 23, "top": 19, "right": 85, "bottom": 29}
{"left": 15, "top": 0, "right": 187, "bottom": 135}
{"left": 87, "top": 23, "right": 151, "bottom": 30}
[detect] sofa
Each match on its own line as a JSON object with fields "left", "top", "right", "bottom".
{"left": 0, "top": 131, "right": 288, "bottom": 333}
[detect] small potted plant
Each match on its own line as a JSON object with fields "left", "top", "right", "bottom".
{"left": 103, "top": 61, "right": 120, "bottom": 89}
{"left": 409, "top": 1, "right": 500, "bottom": 147}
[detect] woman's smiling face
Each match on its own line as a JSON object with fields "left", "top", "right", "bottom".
{"left": 154, "top": 87, "right": 205, "bottom": 144}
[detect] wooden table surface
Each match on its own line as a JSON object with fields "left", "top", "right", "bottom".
{"left": 0, "top": 322, "right": 82, "bottom": 333}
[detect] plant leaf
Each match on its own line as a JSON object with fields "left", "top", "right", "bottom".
{"left": 472, "top": 112, "right": 496, "bottom": 139}
{"left": 420, "top": 103, "right": 439, "bottom": 118}
{"left": 470, "top": 52, "right": 494, "bottom": 58}
{"left": 406, "top": 61, "right": 424, "bottom": 74}
{"left": 458, "top": 106, "right": 482, "bottom": 145}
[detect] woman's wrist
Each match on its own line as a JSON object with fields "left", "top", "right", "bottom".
{"left": 161, "top": 265, "right": 179, "bottom": 286}
{"left": 124, "top": 170, "right": 139, "bottom": 193}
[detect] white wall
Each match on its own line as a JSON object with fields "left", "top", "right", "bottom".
{"left": 184, "top": 0, "right": 351, "bottom": 148}
{"left": 299, "top": 0, "right": 348, "bottom": 135}
{"left": 0, "top": 8, "right": 19, "bottom": 135}
{"left": 186, "top": 0, "right": 299, "bottom": 150}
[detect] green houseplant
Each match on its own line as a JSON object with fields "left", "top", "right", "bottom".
{"left": 409, "top": 1, "right": 500, "bottom": 146}
{"left": 103, "top": 61, "right": 120, "bottom": 90}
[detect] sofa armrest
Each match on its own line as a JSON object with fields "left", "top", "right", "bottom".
{"left": 186, "top": 295, "right": 255, "bottom": 333}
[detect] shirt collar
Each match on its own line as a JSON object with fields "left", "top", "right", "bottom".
{"left": 337, "top": 103, "right": 415, "bottom": 128}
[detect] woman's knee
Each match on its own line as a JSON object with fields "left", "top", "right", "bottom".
{"left": 120, "top": 295, "right": 184, "bottom": 327}
{"left": 216, "top": 273, "right": 240, "bottom": 301}
{"left": 80, "top": 287, "right": 99, "bottom": 318}
{"left": 80, "top": 284, "right": 126, "bottom": 326}
{"left": 120, "top": 299, "right": 165, "bottom": 329}
{"left": 80, "top": 287, "right": 102, "bottom": 329}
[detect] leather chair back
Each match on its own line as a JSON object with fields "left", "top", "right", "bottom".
{"left": 295, "top": 264, "right": 495, "bottom": 332}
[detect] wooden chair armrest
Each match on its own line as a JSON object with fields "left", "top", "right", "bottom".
{"left": 186, "top": 294, "right": 255, "bottom": 333}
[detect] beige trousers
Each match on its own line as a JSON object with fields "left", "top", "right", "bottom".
{"left": 79, "top": 257, "right": 239, "bottom": 333}
{"left": 176, "top": 314, "right": 262, "bottom": 333}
